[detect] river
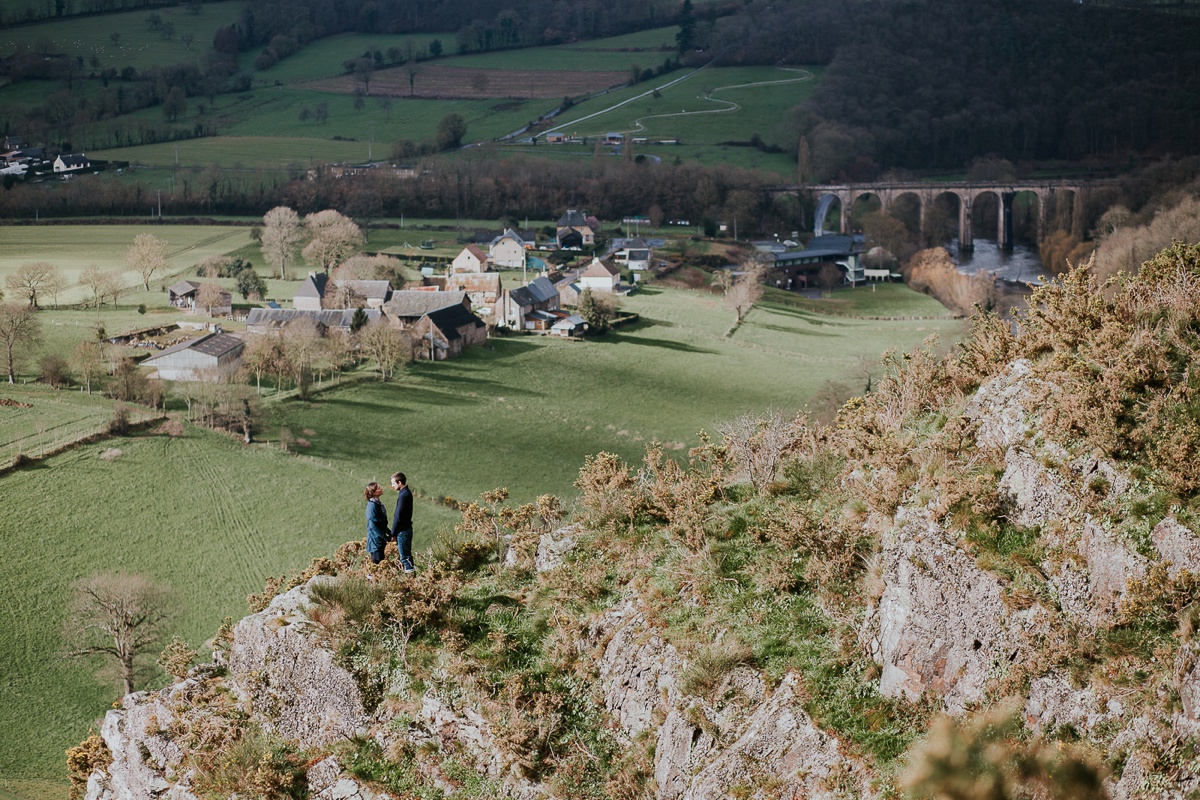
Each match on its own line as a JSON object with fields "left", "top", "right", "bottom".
{"left": 950, "top": 238, "right": 1046, "bottom": 287}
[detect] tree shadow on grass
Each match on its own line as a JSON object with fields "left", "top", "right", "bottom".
{"left": 616, "top": 316, "right": 677, "bottom": 334}
{"left": 606, "top": 331, "right": 718, "bottom": 354}
{"left": 474, "top": 337, "right": 543, "bottom": 360}
{"left": 757, "top": 301, "right": 852, "bottom": 327}
{"left": 751, "top": 321, "right": 841, "bottom": 338}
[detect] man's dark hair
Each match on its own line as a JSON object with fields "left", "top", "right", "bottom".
{"left": 391, "top": 472, "right": 406, "bottom": 486}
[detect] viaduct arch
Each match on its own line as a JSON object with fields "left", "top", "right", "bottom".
{"left": 771, "top": 181, "right": 1106, "bottom": 251}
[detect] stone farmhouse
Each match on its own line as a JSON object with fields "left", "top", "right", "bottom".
{"left": 382, "top": 290, "right": 470, "bottom": 328}
{"left": 556, "top": 210, "right": 596, "bottom": 248}
{"left": 412, "top": 304, "right": 488, "bottom": 360}
{"left": 293, "top": 272, "right": 392, "bottom": 310}
{"left": 141, "top": 332, "right": 244, "bottom": 381}
{"left": 244, "top": 307, "right": 381, "bottom": 335}
{"left": 444, "top": 270, "right": 501, "bottom": 324}
{"left": 501, "top": 275, "right": 560, "bottom": 330}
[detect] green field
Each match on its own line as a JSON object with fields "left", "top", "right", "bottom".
{"left": 0, "top": 225, "right": 254, "bottom": 304}
{"left": 0, "top": 1, "right": 243, "bottom": 71}
{"left": 0, "top": 274, "right": 960, "bottom": 794}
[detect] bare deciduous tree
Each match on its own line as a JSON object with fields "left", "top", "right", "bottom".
{"left": 260, "top": 206, "right": 305, "bottom": 280}
{"left": 817, "top": 262, "right": 844, "bottom": 297}
{"left": 302, "top": 210, "right": 364, "bottom": 274}
{"left": 0, "top": 302, "right": 42, "bottom": 383}
{"left": 73, "top": 339, "right": 106, "bottom": 394}
{"left": 716, "top": 409, "right": 796, "bottom": 494}
{"left": 63, "top": 572, "right": 178, "bottom": 695}
{"left": 5, "top": 261, "right": 62, "bottom": 308}
{"left": 125, "top": 233, "right": 169, "bottom": 291}
{"left": 724, "top": 255, "right": 767, "bottom": 324}
{"left": 359, "top": 320, "right": 412, "bottom": 380}
{"left": 282, "top": 317, "right": 324, "bottom": 398}
{"left": 195, "top": 283, "right": 225, "bottom": 316}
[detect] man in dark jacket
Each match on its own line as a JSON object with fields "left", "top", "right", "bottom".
{"left": 390, "top": 471, "right": 416, "bottom": 573}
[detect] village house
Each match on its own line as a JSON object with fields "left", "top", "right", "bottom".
{"left": 500, "top": 275, "right": 559, "bottom": 330}
{"left": 167, "top": 281, "right": 232, "bottom": 316}
{"left": 412, "top": 304, "right": 487, "bottom": 360}
{"left": 577, "top": 257, "right": 622, "bottom": 294}
{"left": 451, "top": 244, "right": 489, "bottom": 273}
{"left": 293, "top": 272, "right": 392, "bottom": 310}
{"left": 553, "top": 270, "right": 583, "bottom": 307}
{"left": 53, "top": 153, "right": 90, "bottom": 173}
{"left": 141, "top": 332, "right": 244, "bottom": 381}
{"left": 488, "top": 229, "right": 530, "bottom": 269}
{"left": 556, "top": 210, "right": 596, "bottom": 249}
{"left": 244, "top": 308, "right": 381, "bottom": 335}
{"left": 382, "top": 290, "right": 470, "bottom": 328}
{"left": 613, "top": 237, "right": 653, "bottom": 272}
{"left": 444, "top": 271, "right": 501, "bottom": 323}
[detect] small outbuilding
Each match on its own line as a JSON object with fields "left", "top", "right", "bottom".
{"left": 141, "top": 333, "right": 244, "bottom": 381}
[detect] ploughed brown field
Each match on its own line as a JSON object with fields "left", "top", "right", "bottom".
{"left": 302, "top": 65, "right": 629, "bottom": 99}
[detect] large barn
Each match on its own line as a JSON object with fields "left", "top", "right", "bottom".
{"left": 141, "top": 333, "right": 245, "bottom": 381}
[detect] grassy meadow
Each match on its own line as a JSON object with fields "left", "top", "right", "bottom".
{"left": 0, "top": 225, "right": 254, "bottom": 305}
{"left": 0, "top": 1, "right": 244, "bottom": 72}
{"left": 0, "top": 263, "right": 961, "bottom": 794}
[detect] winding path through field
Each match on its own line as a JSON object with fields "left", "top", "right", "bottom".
{"left": 627, "top": 68, "right": 813, "bottom": 135}
{"left": 534, "top": 66, "right": 813, "bottom": 142}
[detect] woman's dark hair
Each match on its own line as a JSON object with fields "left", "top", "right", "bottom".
{"left": 364, "top": 481, "right": 382, "bottom": 501}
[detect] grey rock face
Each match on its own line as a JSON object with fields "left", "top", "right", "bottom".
{"left": 597, "top": 602, "right": 682, "bottom": 737}
{"left": 862, "top": 508, "right": 1042, "bottom": 714}
{"left": 1153, "top": 517, "right": 1200, "bottom": 574}
{"left": 536, "top": 524, "right": 582, "bottom": 572}
{"left": 999, "top": 450, "right": 1081, "bottom": 529}
{"left": 676, "top": 674, "right": 869, "bottom": 800}
{"left": 1078, "top": 518, "right": 1147, "bottom": 622}
{"left": 228, "top": 577, "right": 371, "bottom": 748}
{"left": 965, "top": 359, "right": 1042, "bottom": 452}
{"left": 85, "top": 681, "right": 201, "bottom": 800}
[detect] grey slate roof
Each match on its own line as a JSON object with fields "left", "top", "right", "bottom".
{"left": 168, "top": 280, "right": 200, "bottom": 296}
{"left": 426, "top": 304, "right": 485, "bottom": 341}
{"left": 509, "top": 276, "right": 558, "bottom": 307}
{"left": 245, "top": 308, "right": 381, "bottom": 329}
{"left": 143, "top": 333, "right": 244, "bottom": 363}
{"left": 383, "top": 290, "right": 467, "bottom": 319}
{"left": 295, "top": 273, "right": 329, "bottom": 299}
{"left": 342, "top": 279, "right": 391, "bottom": 300}
{"left": 57, "top": 154, "right": 89, "bottom": 168}
{"left": 557, "top": 209, "right": 588, "bottom": 228}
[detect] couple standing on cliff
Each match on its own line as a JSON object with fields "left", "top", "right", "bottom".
{"left": 363, "top": 472, "right": 416, "bottom": 573}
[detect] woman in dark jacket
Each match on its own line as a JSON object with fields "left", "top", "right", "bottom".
{"left": 364, "top": 482, "right": 389, "bottom": 564}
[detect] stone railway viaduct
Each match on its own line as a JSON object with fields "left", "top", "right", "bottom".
{"left": 768, "top": 180, "right": 1113, "bottom": 250}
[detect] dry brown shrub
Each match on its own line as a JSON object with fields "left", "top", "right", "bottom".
{"left": 905, "top": 247, "right": 996, "bottom": 315}
{"left": 575, "top": 451, "right": 639, "bottom": 532}
{"left": 638, "top": 441, "right": 725, "bottom": 551}
{"left": 66, "top": 733, "right": 112, "bottom": 800}
{"left": 381, "top": 562, "right": 461, "bottom": 664}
